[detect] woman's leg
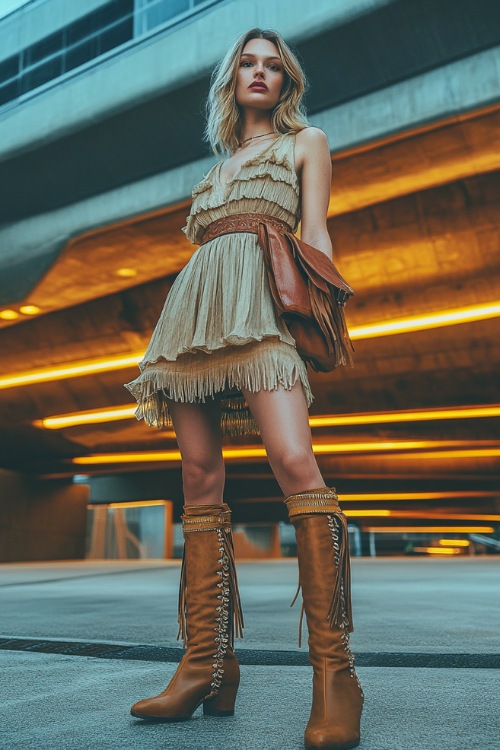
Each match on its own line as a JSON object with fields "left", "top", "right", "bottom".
{"left": 131, "top": 395, "right": 243, "bottom": 722}
{"left": 167, "top": 396, "right": 225, "bottom": 506}
{"left": 240, "top": 380, "right": 324, "bottom": 496}
{"left": 241, "top": 381, "right": 364, "bottom": 749}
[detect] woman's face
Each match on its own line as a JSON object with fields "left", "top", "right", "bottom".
{"left": 235, "top": 37, "right": 285, "bottom": 113}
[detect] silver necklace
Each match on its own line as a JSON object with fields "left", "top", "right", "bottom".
{"left": 238, "top": 130, "right": 276, "bottom": 147}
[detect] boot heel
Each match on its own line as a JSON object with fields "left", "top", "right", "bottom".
{"left": 203, "top": 683, "right": 238, "bottom": 717}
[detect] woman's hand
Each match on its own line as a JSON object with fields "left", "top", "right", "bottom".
{"left": 296, "top": 127, "right": 333, "bottom": 261}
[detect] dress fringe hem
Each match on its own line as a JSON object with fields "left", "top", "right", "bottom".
{"left": 124, "top": 340, "right": 314, "bottom": 438}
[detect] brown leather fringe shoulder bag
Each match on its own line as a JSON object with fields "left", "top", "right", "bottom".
{"left": 257, "top": 221, "right": 355, "bottom": 373}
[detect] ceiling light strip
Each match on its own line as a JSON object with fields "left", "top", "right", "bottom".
{"left": 35, "top": 403, "right": 500, "bottom": 430}
{"left": 2, "top": 301, "right": 500, "bottom": 390}
{"left": 71, "top": 441, "right": 500, "bottom": 465}
{"left": 349, "top": 301, "right": 500, "bottom": 338}
{"left": 309, "top": 404, "right": 500, "bottom": 427}
{"left": 0, "top": 352, "right": 144, "bottom": 390}
{"left": 365, "top": 526, "right": 495, "bottom": 533}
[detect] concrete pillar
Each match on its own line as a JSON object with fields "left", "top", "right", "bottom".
{"left": 0, "top": 469, "right": 88, "bottom": 562}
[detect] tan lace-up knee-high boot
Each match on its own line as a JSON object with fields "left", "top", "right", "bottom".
{"left": 285, "top": 487, "right": 364, "bottom": 750}
{"left": 130, "top": 503, "right": 244, "bottom": 721}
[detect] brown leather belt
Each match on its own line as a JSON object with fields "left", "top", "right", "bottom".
{"left": 200, "top": 212, "right": 293, "bottom": 245}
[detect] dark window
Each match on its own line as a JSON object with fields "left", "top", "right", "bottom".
{"left": 0, "top": 55, "right": 19, "bottom": 84}
{"left": 65, "top": 37, "right": 100, "bottom": 72}
{"left": 67, "top": 15, "right": 100, "bottom": 46}
{"left": 99, "top": 17, "right": 133, "bottom": 54}
{"left": 93, "top": 0, "right": 132, "bottom": 29}
{"left": 0, "top": 79, "right": 19, "bottom": 105}
{"left": 21, "top": 56, "right": 63, "bottom": 93}
{"left": 25, "top": 30, "right": 64, "bottom": 67}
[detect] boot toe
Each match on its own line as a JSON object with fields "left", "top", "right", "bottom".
{"left": 130, "top": 697, "right": 156, "bottom": 718}
{"left": 130, "top": 697, "right": 173, "bottom": 720}
{"left": 305, "top": 724, "right": 360, "bottom": 750}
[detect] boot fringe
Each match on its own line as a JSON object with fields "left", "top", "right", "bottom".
{"left": 285, "top": 487, "right": 354, "bottom": 637}
{"left": 220, "top": 527, "right": 245, "bottom": 645}
{"left": 327, "top": 512, "right": 354, "bottom": 633}
{"left": 177, "top": 509, "right": 244, "bottom": 651}
{"left": 177, "top": 545, "right": 188, "bottom": 647}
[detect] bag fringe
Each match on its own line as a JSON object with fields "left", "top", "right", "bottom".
{"left": 308, "top": 280, "right": 355, "bottom": 369}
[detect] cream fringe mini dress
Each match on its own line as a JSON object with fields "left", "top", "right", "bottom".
{"left": 124, "top": 131, "right": 314, "bottom": 437}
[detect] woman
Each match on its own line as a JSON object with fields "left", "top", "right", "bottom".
{"left": 125, "top": 27, "right": 364, "bottom": 750}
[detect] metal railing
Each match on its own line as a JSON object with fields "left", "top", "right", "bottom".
{"left": 0, "top": 0, "right": 224, "bottom": 110}
{"left": 469, "top": 533, "right": 500, "bottom": 549}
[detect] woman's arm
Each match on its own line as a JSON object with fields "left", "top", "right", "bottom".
{"left": 295, "top": 126, "right": 333, "bottom": 260}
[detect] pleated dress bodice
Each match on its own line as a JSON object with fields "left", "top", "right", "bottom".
{"left": 182, "top": 130, "right": 300, "bottom": 246}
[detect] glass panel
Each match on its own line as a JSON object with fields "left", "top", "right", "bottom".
{"left": 141, "top": 0, "right": 189, "bottom": 32}
{"left": 99, "top": 17, "right": 133, "bottom": 54}
{"left": 21, "top": 56, "right": 63, "bottom": 93}
{"left": 86, "top": 501, "right": 172, "bottom": 559}
{"left": 93, "top": 0, "right": 132, "bottom": 27}
{"left": 64, "top": 37, "right": 100, "bottom": 73}
{"left": 0, "top": 80, "right": 19, "bottom": 105}
{"left": 25, "top": 30, "right": 64, "bottom": 67}
{"left": 0, "top": 55, "right": 19, "bottom": 84}
{"left": 67, "top": 15, "right": 100, "bottom": 46}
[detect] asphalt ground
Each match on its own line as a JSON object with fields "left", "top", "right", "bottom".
{"left": 1, "top": 557, "right": 499, "bottom": 749}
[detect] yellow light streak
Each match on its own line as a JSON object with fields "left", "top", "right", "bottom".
{"left": 0, "top": 351, "right": 144, "bottom": 390}
{"left": 71, "top": 440, "right": 499, "bottom": 465}
{"left": 19, "top": 305, "right": 41, "bottom": 315}
{"left": 36, "top": 403, "right": 500, "bottom": 431}
{"left": 116, "top": 268, "right": 138, "bottom": 277}
{"left": 0, "top": 309, "right": 19, "bottom": 320}
{"left": 439, "top": 539, "right": 470, "bottom": 547}
{"left": 107, "top": 500, "right": 166, "bottom": 509}
{"left": 349, "top": 301, "right": 500, "bottom": 339}
{"left": 350, "top": 512, "right": 500, "bottom": 521}
{"left": 309, "top": 404, "right": 500, "bottom": 427}
{"left": 365, "top": 526, "right": 495, "bottom": 533}
{"left": 380, "top": 512, "right": 500, "bottom": 521}
{"left": 390, "top": 448, "right": 500, "bottom": 459}
{"left": 412, "top": 547, "right": 461, "bottom": 555}
{"left": 340, "top": 491, "right": 499, "bottom": 502}
{"left": 37, "top": 405, "right": 139, "bottom": 429}
{"left": 3, "top": 301, "right": 500, "bottom": 390}
{"left": 312, "top": 440, "right": 472, "bottom": 453}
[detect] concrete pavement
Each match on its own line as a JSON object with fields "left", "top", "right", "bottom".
{"left": 0, "top": 557, "right": 499, "bottom": 749}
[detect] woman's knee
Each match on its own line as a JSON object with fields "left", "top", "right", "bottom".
{"left": 270, "top": 445, "right": 317, "bottom": 479}
{"left": 181, "top": 456, "right": 225, "bottom": 494}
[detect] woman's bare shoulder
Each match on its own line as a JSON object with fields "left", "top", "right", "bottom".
{"left": 296, "top": 125, "right": 328, "bottom": 144}
{"left": 295, "top": 127, "right": 330, "bottom": 172}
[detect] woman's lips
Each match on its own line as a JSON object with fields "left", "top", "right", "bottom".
{"left": 249, "top": 83, "right": 268, "bottom": 90}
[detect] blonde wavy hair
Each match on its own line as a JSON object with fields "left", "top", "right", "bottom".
{"left": 204, "top": 28, "right": 310, "bottom": 157}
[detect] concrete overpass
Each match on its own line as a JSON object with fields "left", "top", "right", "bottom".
{"left": 0, "top": 0, "right": 499, "bottom": 560}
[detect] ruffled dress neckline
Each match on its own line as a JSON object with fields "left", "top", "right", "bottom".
{"left": 217, "top": 132, "right": 287, "bottom": 189}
